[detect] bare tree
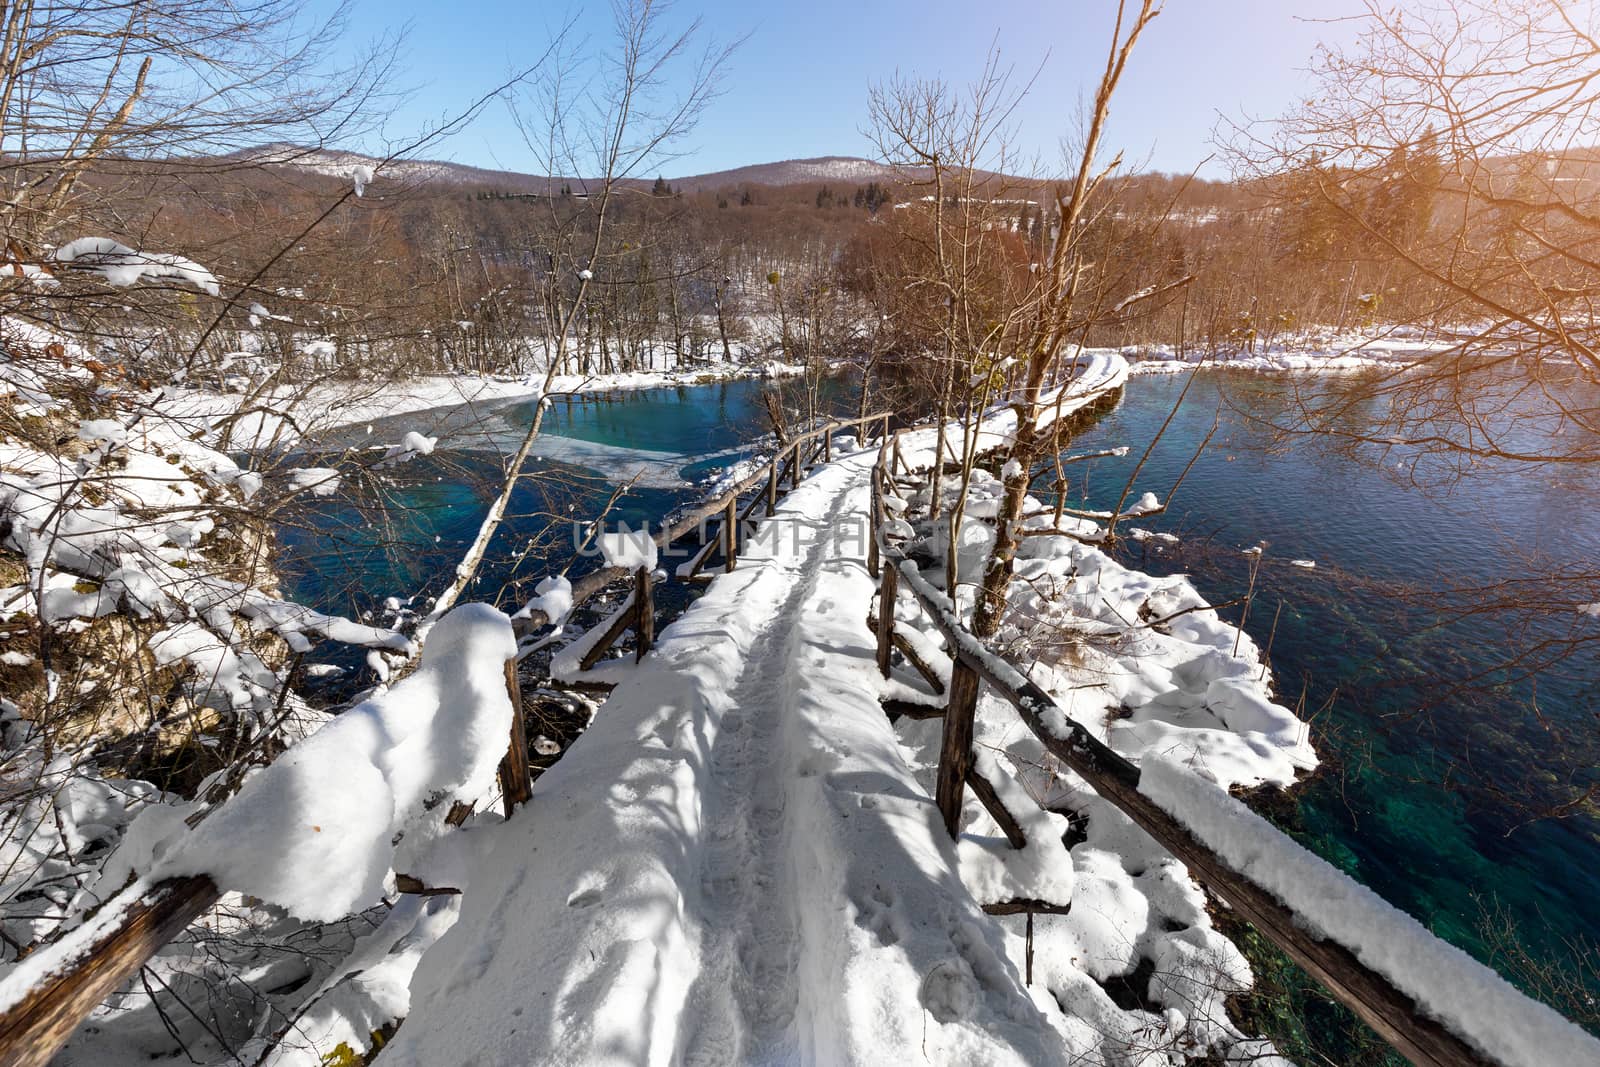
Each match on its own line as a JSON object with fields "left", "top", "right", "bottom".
{"left": 971, "top": 0, "right": 1162, "bottom": 637}
{"left": 0, "top": 0, "right": 396, "bottom": 245}
{"left": 1226, "top": 0, "right": 1600, "bottom": 472}
{"left": 425, "top": 0, "right": 737, "bottom": 625}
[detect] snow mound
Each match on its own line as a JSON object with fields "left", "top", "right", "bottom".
{"left": 599, "top": 527, "right": 658, "bottom": 571}
{"left": 517, "top": 574, "right": 573, "bottom": 627}
{"left": 142, "top": 604, "right": 517, "bottom": 921}
{"left": 380, "top": 430, "right": 437, "bottom": 466}
{"left": 286, "top": 467, "right": 342, "bottom": 497}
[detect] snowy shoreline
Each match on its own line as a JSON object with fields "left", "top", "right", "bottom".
{"left": 149, "top": 327, "right": 1469, "bottom": 457}
{"left": 1122, "top": 332, "right": 1456, "bottom": 376}
{"left": 160, "top": 358, "right": 805, "bottom": 451}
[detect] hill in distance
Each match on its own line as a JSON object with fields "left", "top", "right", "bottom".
{"left": 230, "top": 144, "right": 920, "bottom": 192}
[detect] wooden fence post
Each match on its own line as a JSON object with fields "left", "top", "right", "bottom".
{"left": 935, "top": 658, "right": 981, "bottom": 840}
{"left": 498, "top": 658, "right": 532, "bottom": 816}
{"left": 876, "top": 561, "right": 897, "bottom": 678}
{"left": 823, "top": 429, "right": 832, "bottom": 463}
{"left": 634, "top": 566, "right": 654, "bottom": 661}
{"left": 723, "top": 495, "right": 738, "bottom": 572}
{"left": 766, "top": 452, "right": 779, "bottom": 516}
{"left": 867, "top": 467, "right": 882, "bottom": 580}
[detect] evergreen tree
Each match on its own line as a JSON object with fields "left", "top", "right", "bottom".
{"left": 652, "top": 174, "right": 671, "bottom": 197}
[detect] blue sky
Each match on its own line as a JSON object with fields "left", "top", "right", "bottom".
{"left": 319, "top": 1, "right": 1363, "bottom": 179}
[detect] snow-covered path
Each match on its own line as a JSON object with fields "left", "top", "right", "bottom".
{"left": 382, "top": 450, "right": 1072, "bottom": 1067}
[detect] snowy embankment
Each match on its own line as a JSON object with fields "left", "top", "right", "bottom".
{"left": 0, "top": 606, "right": 518, "bottom": 1064}
{"left": 1123, "top": 329, "right": 1461, "bottom": 375}
{"left": 899, "top": 348, "right": 1130, "bottom": 468}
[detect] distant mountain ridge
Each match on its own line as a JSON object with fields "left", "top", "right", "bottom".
{"left": 231, "top": 145, "right": 912, "bottom": 191}
{"left": 666, "top": 156, "right": 904, "bottom": 189}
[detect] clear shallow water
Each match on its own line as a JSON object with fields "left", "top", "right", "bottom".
{"left": 1059, "top": 372, "right": 1600, "bottom": 1021}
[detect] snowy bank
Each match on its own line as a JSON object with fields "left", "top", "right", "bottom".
{"left": 1124, "top": 330, "right": 1463, "bottom": 376}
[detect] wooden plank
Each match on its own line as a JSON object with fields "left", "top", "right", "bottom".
{"left": 875, "top": 563, "right": 897, "bottom": 679}
{"left": 1027, "top": 909, "right": 1033, "bottom": 985}
{"left": 935, "top": 659, "right": 981, "bottom": 841}
{"left": 766, "top": 453, "right": 779, "bottom": 516}
{"left": 967, "top": 768, "right": 1026, "bottom": 849}
{"left": 678, "top": 536, "right": 718, "bottom": 581}
{"left": 882, "top": 698, "right": 945, "bottom": 721}
{"left": 867, "top": 466, "right": 882, "bottom": 579}
{"left": 0, "top": 876, "right": 221, "bottom": 1067}
{"left": 498, "top": 657, "right": 532, "bottom": 816}
{"left": 394, "top": 874, "right": 462, "bottom": 896}
{"left": 981, "top": 898, "right": 1073, "bottom": 916}
{"left": 723, "top": 495, "right": 738, "bottom": 573}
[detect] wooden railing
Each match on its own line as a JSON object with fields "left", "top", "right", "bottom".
{"left": 866, "top": 430, "right": 1508, "bottom": 1067}
{"left": 0, "top": 411, "right": 891, "bottom": 1067}
{"left": 517, "top": 411, "right": 892, "bottom": 664}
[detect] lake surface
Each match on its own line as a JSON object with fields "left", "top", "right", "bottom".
{"left": 276, "top": 368, "right": 1600, "bottom": 1048}
{"left": 1060, "top": 371, "right": 1600, "bottom": 1042}
{"left": 276, "top": 376, "right": 851, "bottom": 633}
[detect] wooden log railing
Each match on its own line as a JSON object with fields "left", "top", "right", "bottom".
{"left": 514, "top": 410, "right": 892, "bottom": 647}
{"left": 868, "top": 431, "right": 1508, "bottom": 1067}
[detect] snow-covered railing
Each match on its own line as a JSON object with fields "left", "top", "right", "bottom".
{"left": 517, "top": 411, "right": 893, "bottom": 665}
{"left": 868, "top": 436, "right": 1600, "bottom": 1067}
{"left": 0, "top": 605, "right": 531, "bottom": 1067}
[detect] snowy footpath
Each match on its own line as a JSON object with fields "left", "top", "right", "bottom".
{"left": 384, "top": 450, "right": 1074, "bottom": 1066}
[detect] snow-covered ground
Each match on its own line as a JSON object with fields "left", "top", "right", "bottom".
{"left": 386, "top": 452, "right": 1082, "bottom": 1065}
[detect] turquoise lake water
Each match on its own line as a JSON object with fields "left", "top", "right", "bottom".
{"left": 276, "top": 369, "right": 1600, "bottom": 1046}
{"left": 1061, "top": 372, "right": 1600, "bottom": 1036}
{"left": 276, "top": 377, "right": 852, "bottom": 629}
